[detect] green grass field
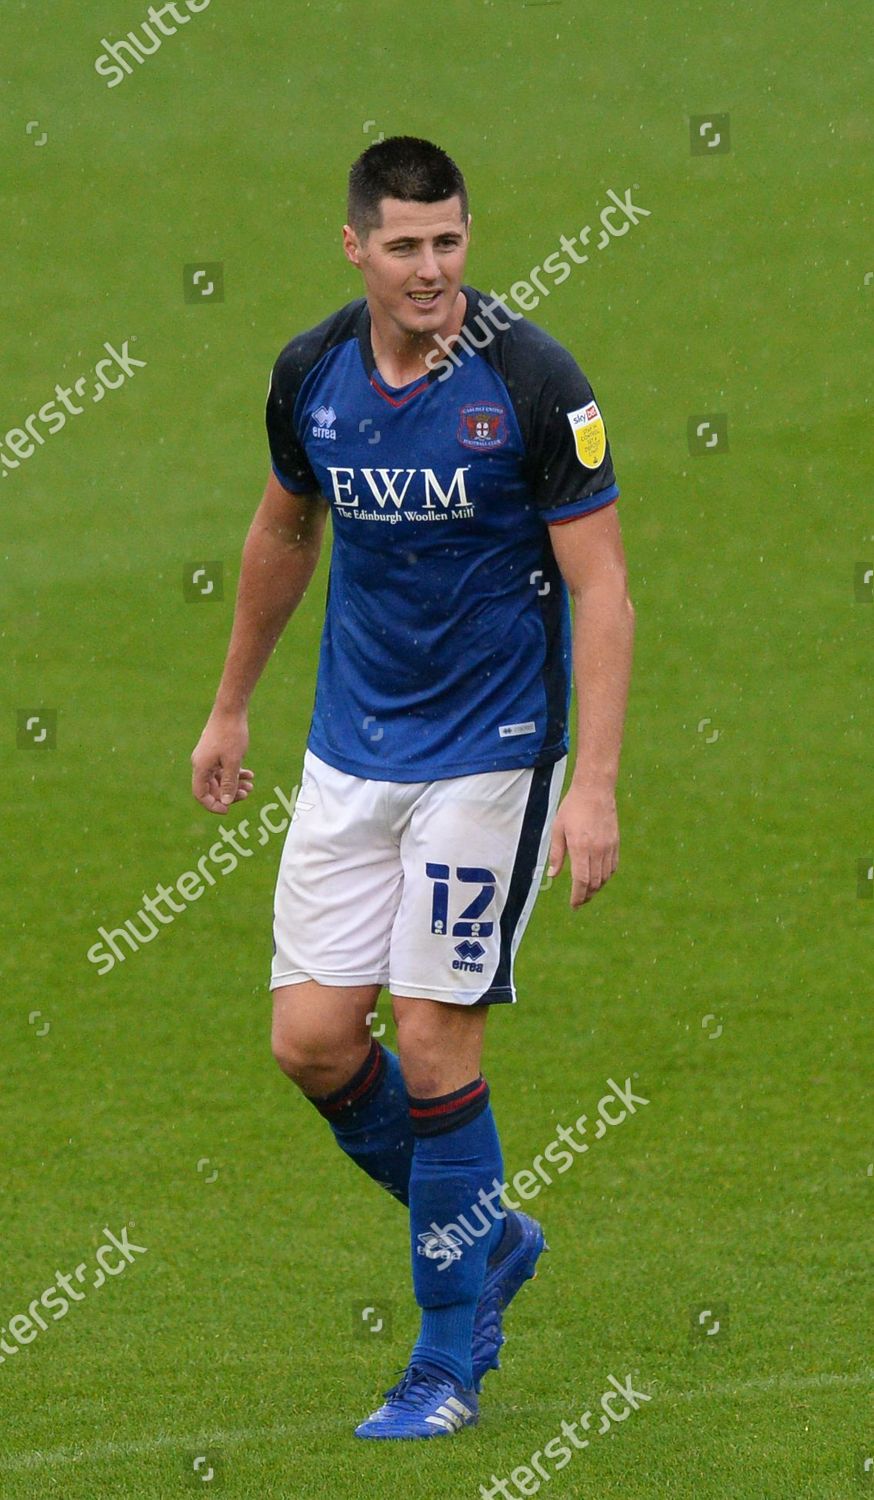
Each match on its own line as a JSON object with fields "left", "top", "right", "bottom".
{"left": 2, "top": 0, "right": 871, "bottom": 1494}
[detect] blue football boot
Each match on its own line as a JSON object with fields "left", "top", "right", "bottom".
{"left": 472, "top": 1210, "right": 547, "bottom": 1389}
{"left": 355, "top": 1364, "right": 478, "bottom": 1439}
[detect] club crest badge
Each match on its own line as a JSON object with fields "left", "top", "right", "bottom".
{"left": 567, "top": 400, "right": 606, "bottom": 469}
{"left": 457, "top": 402, "right": 508, "bottom": 451}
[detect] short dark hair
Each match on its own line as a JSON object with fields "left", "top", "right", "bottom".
{"left": 347, "top": 136, "right": 469, "bottom": 238}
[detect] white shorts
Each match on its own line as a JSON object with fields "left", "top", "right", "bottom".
{"left": 271, "top": 748, "right": 567, "bottom": 1006}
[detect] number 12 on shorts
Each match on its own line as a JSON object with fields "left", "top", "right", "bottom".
{"left": 425, "top": 863, "right": 496, "bottom": 938}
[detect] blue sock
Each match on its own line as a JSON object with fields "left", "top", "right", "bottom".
{"left": 307, "top": 1041, "right": 412, "bottom": 1205}
{"left": 408, "top": 1077, "right": 506, "bottom": 1388}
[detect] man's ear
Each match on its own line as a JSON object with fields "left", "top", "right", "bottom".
{"left": 342, "top": 224, "right": 362, "bottom": 266}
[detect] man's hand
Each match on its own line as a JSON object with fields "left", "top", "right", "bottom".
{"left": 191, "top": 711, "right": 254, "bottom": 813}
{"left": 188, "top": 475, "right": 327, "bottom": 815}
{"left": 547, "top": 784, "right": 619, "bottom": 908}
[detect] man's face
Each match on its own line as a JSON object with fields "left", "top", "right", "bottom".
{"left": 343, "top": 196, "right": 470, "bottom": 339}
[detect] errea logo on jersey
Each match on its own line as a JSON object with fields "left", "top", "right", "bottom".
{"left": 311, "top": 405, "right": 337, "bottom": 439}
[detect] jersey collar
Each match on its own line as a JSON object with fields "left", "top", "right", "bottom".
{"left": 357, "top": 287, "right": 483, "bottom": 406}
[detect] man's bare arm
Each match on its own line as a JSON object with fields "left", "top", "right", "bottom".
{"left": 191, "top": 472, "right": 330, "bottom": 813}
{"left": 546, "top": 504, "right": 635, "bottom": 906}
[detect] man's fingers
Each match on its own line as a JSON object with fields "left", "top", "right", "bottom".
{"left": 547, "top": 831, "right": 566, "bottom": 879}
{"left": 232, "top": 768, "right": 255, "bottom": 801}
{"left": 192, "top": 764, "right": 253, "bottom": 813}
{"left": 547, "top": 801, "right": 620, "bottom": 906}
{"left": 191, "top": 761, "right": 215, "bottom": 806}
{"left": 219, "top": 763, "right": 241, "bottom": 807}
{"left": 570, "top": 844, "right": 619, "bottom": 906}
{"left": 193, "top": 770, "right": 225, "bottom": 813}
{"left": 569, "top": 848, "right": 591, "bottom": 907}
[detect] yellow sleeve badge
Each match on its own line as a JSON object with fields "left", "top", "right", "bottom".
{"left": 567, "top": 401, "right": 606, "bottom": 469}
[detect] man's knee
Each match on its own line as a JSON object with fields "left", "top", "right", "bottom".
{"left": 271, "top": 1016, "right": 355, "bottom": 1093}
{"left": 270, "top": 1018, "right": 324, "bottom": 1086}
{"left": 270, "top": 981, "right": 376, "bottom": 1094}
{"left": 393, "top": 996, "right": 487, "bottom": 1098}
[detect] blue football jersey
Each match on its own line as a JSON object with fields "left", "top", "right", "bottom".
{"left": 265, "top": 285, "right": 619, "bottom": 781}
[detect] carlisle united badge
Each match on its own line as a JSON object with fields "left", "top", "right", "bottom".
{"left": 567, "top": 401, "right": 606, "bottom": 469}
{"left": 457, "top": 402, "right": 508, "bottom": 451}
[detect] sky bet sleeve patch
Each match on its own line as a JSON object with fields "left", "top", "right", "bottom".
{"left": 567, "top": 400, "right": 607, "bottom": 469}
{"left": 482, "top": 310, "right": 618, "bottom": 519}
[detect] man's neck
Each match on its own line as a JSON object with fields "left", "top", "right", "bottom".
{"left": 368, "top": 291, "right": 467, "bottom": 386}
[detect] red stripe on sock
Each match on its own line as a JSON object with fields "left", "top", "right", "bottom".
{"left": 319, "top": 1045, "right": 382, "bottom": 1115}
{"left": 409, "top": 1079, "right": 488, "bottom": 1120}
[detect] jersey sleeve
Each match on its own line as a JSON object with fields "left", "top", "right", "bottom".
{"left": 265, "top": 343, "right": 319, "bottom": 495}
{"left": 524, "top": 343, "right": 619, "bottom": 524}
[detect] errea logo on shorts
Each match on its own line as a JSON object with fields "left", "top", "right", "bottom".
{"left": 454, "top": 938, "right": 486, "bottom": 974}
{"left": 311, "top": 405, "right": 337, "bottom": 439}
